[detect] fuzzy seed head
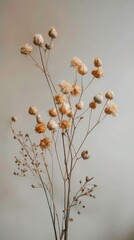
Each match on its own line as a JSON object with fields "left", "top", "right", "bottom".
{"left": 70, "top": 57, "right": 83, "bottom": 68}
{"left": 48, "top": 27, "right": 58, "bottom": 38}
{"left": 81, "top": 150, "right": 90, "bottom": 160}
{"left": 75, "top": 101, "right": 84, "bottom": 110}
{"left": 89, "top": 101, "right": 97, "bottom": 109}
{"left": 92, "top": 67, "right": 103, "bottom": 78}
{"left": 48, "top": 108, "right": 58, "bottom": 117}
{"left": 36, "top": 114, "right": 44, "bottom": 124}
{"left": 59, "top": 119, "right": 71, "bottom": 129}
{"left": 105, "top": 90, "right": 114, "bottom": 100}
{"left": 39, "top": 137, "right": 51, "bottom": 149}
{"left": 47, "top": 120, "right": 58, "bottom": 131}
{"left": 35, "top": 123, "right": 46, "bottom": 134}
{"left": 94, "top": 57, "right": 102, "bottom": 67}
{"left": 20, "top": 43, "right": 33, "bottom": 55}
{"left": 93, "top": 93, "right": 103, "bottom": 104}
{"left": 77, "top": 64, "right": 88, "bottom": 75}
{"left": 33, "top": 34, "right": 44, "bottom": 46}
{"left": 28, "top": 106, "right": 38, "bottom": 115}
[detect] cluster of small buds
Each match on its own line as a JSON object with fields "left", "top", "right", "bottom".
{"left": 92, "top": 57, "right": 103, "bottom": 78}
{"left": 70, "top": 57, "right": 88, "bottom": 75}
{"left": 20, "top": 27, "right": 58, "bottom": 57}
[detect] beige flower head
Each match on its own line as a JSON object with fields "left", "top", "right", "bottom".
{"left": 94, "top": 57, "right": 102, "bottom": 67}
{"left": 59, "top": 103, "right": 71, "bottom": 115}
{"left": 59, "top": 119, "right": 71, "bottom": 129}
{"left": 89, "top": 101, "right": 97, "bottom": 109}
{"left": 48, "top": 27, "right": 58, "bottom": 39}
{"left": 77, "top": 64, "right": 88, "bottom": 75}
{"left": 54, "top": 95, "right": 67, "bottom": 104}
{"left": 67, "top": 110, "right": 74, "bottom": 118}
{"left": 35, "top": 123, "right": 46, "bottom": 134}
{"left": 28, "top": 106, "right": 38, "bottom": 115}
{"left": 104, "top": 102, "right": 118, "bottom": 116}
{"left": 48, "top": 108, "right": 58, "bottom": 117}
{"left": 93, "top": 93, "right": 103, "bottom": 104}
{"left": 36, "top": 114, "right": 44, "bottom": 124}
{"left": 47, "top": 120, "right": 58, "bottom": 131}
{"left": 39, "top": 137, "right": 51, "bottom": 149}
{"left": 59, "top": 80, "right": 72, "bottom": 94}
{"left": 105, "top": 90, "right": 114, "bottom": 100}
{"left": 20, "top": 43, "right": 33, "bottom": 55}
{"left": 33, "top": 34, "right": 44, "bottom": 46}
{"left": 70, "top": 57, "right": 82, "bottom": 68}
{"left": 92, "top": 67, "right": 103, "bottom": 78}
{"left": 75, "top": 101, "right": 84, "bottom": 110}
{"left": 71, "top": 84, "right": 81, "bottom": 96}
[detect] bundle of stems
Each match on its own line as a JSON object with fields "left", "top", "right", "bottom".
{"left": 11, "top": 27, "right": 118, "bottom": 240}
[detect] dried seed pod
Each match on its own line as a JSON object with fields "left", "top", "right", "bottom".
{"left": 59, "top": 103, "right": 71, "bottom": 115}
{"left": 67, "top": 110, "right": 74, "bottom": 118}
{"left": 54, "top": 95, "right": 66, "bottom": 104}
{"left": 89, "top": 101, "right": 97, "bottom": 109}
{"left": 47, "top": 120, "right": 58, "bottom": 131}
{"left": 70, "top": 57, "right": 82, "bottom": 68}
{"left": 91, "top": 67, "right": 103, "bottom": 78}
{"left": 104, "top": 103, "right": 118, "bottom": 116}
{"left": 20, "top": 43, "right": 33, "bottom": 55}
{"left": 33, "top": 34, "right": 44, "bottom": 46}
{"left": 59, "top": 119, "right": 71, "bottom": 129}
{"left": 39, "top": 137, "right": 52, "bottom": 149}
{"left": 45, "top": 42, "right": 53, "bottom": 50}
{"left": 81, "top": 150, "right": 90, "bottom": 160}
{"left": 48, "top": 108, "right": 58, "bottom": 117}
{"left": 105, "top": 90, "right": 114, "bottom": 100}
{"left": 35, "top": 123, "right": 46, "bottom": 134}
{"left": 77, "top": 64, "right": 88, "bottom": 75}
{"left": 36, "top": 114, "right": 44, "bottom": 124}
{"left": 75, "top": 101, "right": 84, "bottom": 110}
{"left": 71, "top": 84, "right": 81, "bottom": 96}
{"left": 94, "top": 57, "right": 102, "bottom": 67}
{"left": 48, "top": 27, "right": 58, "bottom": 38}
{"left": 28, "top": 106, "right": 38, "bottom": 115}
{"left": 93, "top": 93, "right": 103, "bottom": 104}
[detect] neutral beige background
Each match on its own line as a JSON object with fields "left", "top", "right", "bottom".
{"left": 1, "top": 0, "right": 134, "bottom": 239}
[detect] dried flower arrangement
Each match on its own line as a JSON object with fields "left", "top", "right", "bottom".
{"left": 11, "top": 27, "right": 118, "bottom": 240}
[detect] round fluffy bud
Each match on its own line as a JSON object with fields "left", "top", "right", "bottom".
{"left": 67, "top": 110, "right": 74, "bottom": 118}
{"left": 54, "top": 95, "right": 66, "bottom": 104}
{"left": 59, "top": 103, "right": 71, "bottom": 115}
{"left": 48, "top": 27, "right": 58, "bottom": 38}
{"left": 94, "top": 57, "right": 102, "bottom": 67}
{"left": 77, "top": 64, "right": 88, "bottom": 75}
{"left": 93, "top": 93, "right": 103, "bottom": 104}
{"left": 47, "top": 120, "right": 58, "bottom": 131}
{"left": 75, "top": 101, "right": 84, "bottom": 110}
{"left": 45, "top": 42, "right": 53, "bottom": 50}
{"left": 48, "top": 108, "right": 58, "bottom": 117}
{"left": 91, "top": 68, "right": 103, "bottom": 78}
{"left": 105, "top": 90, "right": 114, "bottom": 100}
{"left": 20, "top": 43, "right": 33, "bottom": 55}
{"left": 71, "top": 84, "right": 81, "bottom": 96}
{"left": 89, "top": 101, "right": 97, "bottom": 109}
{"left": 59, "top": 120, "right": 71, "bottom": 129}
{"left": 35, "top": 123, "right": 46, "bottom": 134}
{"left": 70, "top": 57, "right": 82, "bottom": 68}
{"left": 11, "top": 116, "right": 17, "bottom": 122}
{"left": 36, "top": 114, "right": 44, "bottom": 124}
{"left": 39, "top": 137, "right": 51, "bottom": 149}
{"left": 28, "top": 106, "right": 38, "bottom": 115}
{"left": 81, "top": 150, "right": 90, "bottom": 160}
{"left": 33, "top": 34, "right": 44, "bottom": 46}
